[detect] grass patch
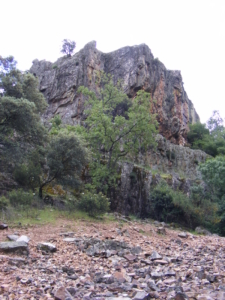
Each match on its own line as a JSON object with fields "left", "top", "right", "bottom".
{"left": 161, "top": 173, "right": 172, "bottom": 180}
{"left": 1, "top": 206, "right": 103, "bottom": 227}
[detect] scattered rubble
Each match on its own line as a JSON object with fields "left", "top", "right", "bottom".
{"left": 0, "top": 219, "right": 225, "bottom": 299}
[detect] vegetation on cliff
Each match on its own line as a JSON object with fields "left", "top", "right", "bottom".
{"left": 77, "top": 74, "right": 158, "bottom": 194}
{"left": 185, "top": 111, "right": 225, "bottom": 234}
{"left": 1, "top": 54, "right": 225, "bottom": 235}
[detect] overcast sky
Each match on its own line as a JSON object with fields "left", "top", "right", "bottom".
{"left": 1, "top": 0, "right": 225, "bottom": 123}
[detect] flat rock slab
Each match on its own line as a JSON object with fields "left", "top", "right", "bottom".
{"left": 0, "top": 241, "right": 28, "bottom": 252}
{"left": 124, "top": 254, "right": 137, "bottom": 261}
{"left": 37, "top": 242, "right": 56, "bottom": 252}
{"left": 16, "top": 235, "right": 29, "bottom": 243}
{"left": 63, "top": 237, "right": 77, "bottom": 242}
{"left": 59, "top": 232, "right": 75, "bottom": 236}
{"left": 153, "top": 259, "right": 168, "bottom": 265}
{"left": 7, "top": 234, "right": 19, "bottom": 241}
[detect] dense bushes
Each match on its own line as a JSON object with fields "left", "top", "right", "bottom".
{"left": 187, "top": 111, "right": 225, "bottom": 157}
{"left": 78, "top": 190, "right": 110, "bottom": 217}
{"left": 0, "top": 196, "right": 9, "bottom": 210}
{"left": 147, "top": 181, "right": 218, "bottom": 229}
{"left": 8, "top": 189, "right": 33, "bottom": 207}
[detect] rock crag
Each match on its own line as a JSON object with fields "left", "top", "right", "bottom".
{"left": 30, "top": 41, "right": 199, "bottom": 145}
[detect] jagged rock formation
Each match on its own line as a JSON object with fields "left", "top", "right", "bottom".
{"left": 30, "top": 41, "right": 199, "bottom": 145}
{"left": 114, "top": 134, "right": 208, "bottom": 216}
{"left": 30, "top": 42, "right": 206, "bottom": 216}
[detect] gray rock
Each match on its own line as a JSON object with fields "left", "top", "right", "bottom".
{"left": 63, "top": 237, "right": 77, "bottom": 242}
{"left": 60, "top": 232, "right": 75, "bottom": 236}
{"left": 131, "top": 246, "right": 142, "bottom": 255}
{"left": 150, "top": 251, "right": 162, "bottom": 261}
{"left": 54, "top": 286, "right": 73, "bottom": 300}
{"left": 195, "top": 226, "right": 212, "bottom": 236}
{"left": 151, "top": 272, "right": 163, "bottom": 279}
{"left": 164, "top": 270, "right": 176, "bottom": 276}
{"left": 133, "top": 291, "right": 150, "bottom": 300}
{"left": 178, "top": 232, "right": 188, "bottom": 238}
{"left": 148, "top": 281, "right": 160, "bottom": 292}
{"left": 0, "top": 223, "right": 8, "bottom": 230}
{"left": 157, "top": 227, "right": 166, "bottom": 235}
{"left": 16, "top": 235, "right": 29, "bottom": 243}
{"left": 7, "top": 234, "right": 19, "bottom": 241}
{"left": 37, "top": 242, "right": 56, "bottom": 252}
{"left": 0, "top": 241, "right": 28, "bottom": 252}
{"left": 175, "top": 292, "right": 189, "bottom": 300}
{"left": 8, "top": 257, "right": 26, "bottom": 266}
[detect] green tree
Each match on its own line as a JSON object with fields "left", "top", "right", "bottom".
{"left": 0, "top": 56, "right": 48, "bottom": 177}
{"left": 187, "top": 112, "right": 225, "bottom": 157}
{"left": 187, "top": 122, "right": 209, "bottom": 146}
{"left": 0, "top": 96, "right": 47, "bottom": 169}
{"left": 199, "top": 156, "right": 225, "bottom": 199}
{"left": 0, "top": 55, "right": 17, "bottom": 74}
{"left": 199, "top": 156, "right": 225, "bottom": 235}
{"left": 38, "top": 132, "right": 88, "bottom": 198}
{"left": 78, "top": 190, "right": 110, "bottom": 217}
{"left": 61, "top": 39, "right": 76, "bottom": 57}
{"left": 78, "top": 74, "right": 158, "bottom": 193}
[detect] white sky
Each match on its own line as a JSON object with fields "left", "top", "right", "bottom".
{"left": 1, "top": 0, "right": 225, "bottom": 123}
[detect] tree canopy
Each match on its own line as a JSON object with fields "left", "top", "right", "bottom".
{"left": 0, "top": 56, "right": 48, "bottom": 169}
{"left": 61, "top": 39, "right": 76, "bottom": 57}
{"left": 187, "top": 111, "right": 225, "bottom": 156}
{"left": 78, "top": 74, "right": 158, "bottom": 192}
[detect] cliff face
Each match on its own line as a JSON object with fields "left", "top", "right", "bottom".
{"left": 30, "top": 41, "right": 199, "bottom": 145}
{"left": 114, "top": 134, "right": 208, "bottom": 216}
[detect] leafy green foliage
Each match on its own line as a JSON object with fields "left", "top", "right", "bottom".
{"left": 78, "top": 74, "right": 158, "bottom": 192}
{"left": 38, "top": 132, "right": 88, "bottom": 197}
{"left": 14, "top": 152, "right": 42, "bottom": 191}
{"left": 197, "top": 155, "right": 225, "bottom": 235}
{"left": 187, "top": 122, "right": 209, "bottom": 145}
{"left": 199, "top": 156, "right": 225, "bottom": 198}
{"left": 148, "top": 181, "right": 218, "bottom": 228}
{"left": 61, "top": 39, "right": 76, "bottom": 56}
{"left": 78, "top": 190, "right": 110, "bottom": 217}
{"left": 0, "top": 196, "right": 9, "bottom": 210}
{"left": 0, "top": 56, "right": 17, "bottom": 74}
{"left": 8, "top": 189, "right": 33, "bottom": 207}
{"left": 187, "top": 111, "right": 225, "bottom": 157}
{"left": 148, "top": 181, "right": 188, "bottom": 224}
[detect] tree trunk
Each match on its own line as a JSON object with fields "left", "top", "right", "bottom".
{"left": 39, "top": 186, "right": 43, "bottom": 198}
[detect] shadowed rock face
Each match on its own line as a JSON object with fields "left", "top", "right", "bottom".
{"left": 30, "top": 41, "right": 199, "bottom": 145}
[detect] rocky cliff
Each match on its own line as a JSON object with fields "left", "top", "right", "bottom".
{"left": 116, "top": 134, "right": 208, "bottom": 216}
{"left": 30, "top": 41, "right": 199, "bottom": 146}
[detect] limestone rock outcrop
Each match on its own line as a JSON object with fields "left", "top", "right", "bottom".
{"left": 30, "top": 41, "right": 199, "bottom": 145}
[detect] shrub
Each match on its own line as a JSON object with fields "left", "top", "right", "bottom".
{"left": 148, "top": 182, "right": 185, "bottom": 223}
{"left": 8, "top": 189, "right": 33, "bottom": 207}
{"left": 78, "top": 190, "right": 110, "bottom": 217}
{"left": 0, "top": 196, "right": 9, "bottom": 210}
{"left": 148, "top": 181, "right": 218, "bottom": 228}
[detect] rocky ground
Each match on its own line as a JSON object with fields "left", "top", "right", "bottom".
{"left": 0, "top": 217, "right": 225, "bottom": 300}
